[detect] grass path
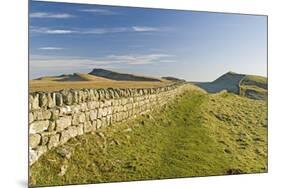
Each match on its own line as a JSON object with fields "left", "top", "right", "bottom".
{"left": 30, "top": 90, "right": 267, "bottom": 187}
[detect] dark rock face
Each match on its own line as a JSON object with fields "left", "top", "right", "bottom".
{"left": 89, "top": 68, "right": 161, "bottom": 82}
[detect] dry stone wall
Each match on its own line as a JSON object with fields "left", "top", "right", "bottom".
{"left": 29, "top": 83, "right": 188, "bottom": 165}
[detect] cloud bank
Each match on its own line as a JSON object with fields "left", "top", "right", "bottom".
{"left": 30, "top": 53, "right": 176, "bottom": 71}
{"left": 79, "top": 9, "right": 118, "bottom": 15}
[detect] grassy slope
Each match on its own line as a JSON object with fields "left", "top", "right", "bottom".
{"left": 29, "top": 79, "right": 172, "bottom": 92}
{"left": 241, "top": 75, "right": 267, "bottom": 87}
{"left": 61, "top": 73, "right": 113, "bottom": 82}
{"left": 239, "top": 75, "right": 268, "bottom": 100}
{"left": 31, "top": 72, "right": 171, "bottom": 92}
{"left": 36, "top": 73, "right": 112, "bottom": 82}
{"left": 29, "top": 87, "right": 267, "bottom": 187}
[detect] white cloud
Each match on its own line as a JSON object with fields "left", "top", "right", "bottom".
{"left": 30, "top": 26, "right": 168, "bottom": 35}
{"left": 81, "top": 27, "right": 130, "bottom": 34}
{"left": 46, "top": 30, "right": 74, "bottom": 34}
{"left": 79, "top": 9, "right": 117, "bottom": 15}
{"left": 132, "top": 26, "right": 159, "bottom": 32}
{"left": 30, "top": 12, "right": 74, "bottom": 18}
{"left": 106, "top": 54, "right": 174, "bottom": 65}
{"left": 30, "top": 27, "right": 75, "bottom": 34}
{"left": 38, "top": 47, "right": 64, "bottom": 50}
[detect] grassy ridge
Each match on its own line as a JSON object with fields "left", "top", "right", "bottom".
{"left": 29, "top": 88, "right": 267, "bottom": 187}
{"left": 241, "top": 75, "right": 267, "bottom": 89}
{"left": 239, "top": 75, "right": 268, "bottom": 100}
{"left": 194, "top": 72, "right": 267, "bottom": 100}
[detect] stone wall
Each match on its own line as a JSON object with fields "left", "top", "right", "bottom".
{"left": 29, "top": 83, "right": 188, "bottom": 165}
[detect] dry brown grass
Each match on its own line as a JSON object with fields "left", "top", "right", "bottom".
{"left": 30, "top": 73, "right": 174, "bottom": 92}
{"left": 29, "top": 80, "right": 172, "bottom": 92}
{"left": 36, "top": 73, "right": 113, "bottom": 82}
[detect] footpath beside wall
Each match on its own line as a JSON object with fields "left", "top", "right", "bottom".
{"left": 29, "top": 83, "right": 188, "bottom": 165}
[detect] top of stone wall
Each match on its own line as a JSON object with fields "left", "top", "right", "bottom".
{"left": 29, "top": 83, "right": 183, "bottom": 111}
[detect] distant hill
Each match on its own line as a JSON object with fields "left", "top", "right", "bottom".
{"left": 31, "top": 69, "right": 267, "bottom": 100}
{"left": 30, "top": 69, "right": 172, "bottom": 92}
{"left": 162, "top": 76, "right": 186, "bottom": 82}
{"left": 195, "top": 72, "right": 267, "bottom": 100}
{"left": 195, "top": 72, "right": 245, "bottom": 94}
{"left": 89, "top": 68, "right": 161, "bottom": 82}
{"left": 35, "top": 73, "right": 111, "bottom": 82}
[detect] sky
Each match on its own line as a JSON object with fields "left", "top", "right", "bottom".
{"left": 29, "top": 0, "right": 267, "bottom": 81}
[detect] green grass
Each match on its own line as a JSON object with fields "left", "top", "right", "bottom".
{"left": 29, "top": 89, "right": 267, "bottom": 187}
{"left": 242, "top": 75, "right": 267, "bottom": 86}
{"left": 239, "top": 75, "right": 268, "bottom": 100}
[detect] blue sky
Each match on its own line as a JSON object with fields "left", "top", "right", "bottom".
{"left": 29, "top": 0, "right": 267, "bottom": 81}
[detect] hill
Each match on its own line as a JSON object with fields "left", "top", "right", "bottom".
{"left": 89, "top": 68, "right": 161, "bottom": 82}
{"left": 161, "top": 76, "right": 186, "bottom": 82}
{"left": 30, "top": 70, "right": 172, "bottom": 92}
{"left": 30, "top": 70, "right": 267, "bottom": 100}
{"left": 195, "top": 72, "right": 245, "bottom": 94}
{"left": 195, "top": 72, "right": 267, "bottom": 100}
{"left": 36, "top": 73, "right": 112, "bottom": 82}
{"left": 240, "top": 75, "right": 268, "bottom": 100}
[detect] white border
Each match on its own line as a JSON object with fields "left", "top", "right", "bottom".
{"left": 1, "top": 0, "right": 280, "bottom": 188}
